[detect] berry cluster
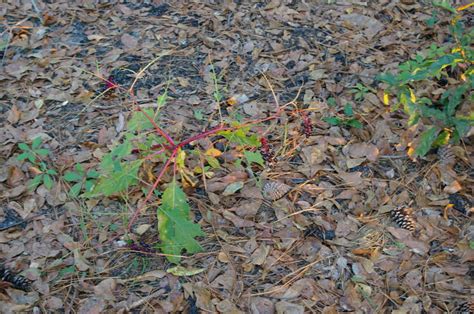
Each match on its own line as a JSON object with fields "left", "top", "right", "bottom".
{"left": 128, "top": 241, "right": 156, "bottom": 255}
{"left": 301, "top": 111, "right": 313, "bottom": 138}
{"left": 259, "top": 137, "right": 273, "bottom": 162}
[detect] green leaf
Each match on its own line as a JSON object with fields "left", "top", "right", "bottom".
{"left": 205, "top": 156, "right": 220, "bottom": 169}
{"left": 17, "top": 152, "right": 31, "bottom": 161}
{"left": 31, "top": 137, "right": 42, "bottom": 149}
{"left": 243, "top": 150, "right": 265, "bottom": 167}
{"left": 75, "top": 163, "right": 85, "bottom": 173}
{"left": 43, "top": 174, "right": 54, "bottom": 189}
{"left": 327, "top": 97, "right": 337, "bottom": 107}
{"left": 157, "top": 89, "right": 168, "bottom": 108}
{"left": 69, "top": 183, "right": 82, "bottom": 198}
{"left": 323, "top": 117, "right": 341, "bottom": 126}
{"left": 64, "top": 171, "right": 82, "bottom": 182}
{"left": 194, "top": 109, "right": 204, "bottom": 121}
{"left": 218, "top": 128, "right": 260, "bottom": 147}
{"left": 27, "top": 154, "right": 36, "bottom": 163}
{"left": 18, "top": 143, "right": 30, "bottom": 151}
{"left": 432, "top": 130, "right": 451, "bottom": 147}
{"left": 35, "top": 148, "right": 50, "bottom": 156}
{"left": 343, "top": 103, "right": 354, "bottom": 117}
{"left": 28, "top": 175, "right": 43, "bottom": 190}
{"left": 345, "top": 118, "right": 363, "bottom": 129}
{"left": 128, "top": 108, "right": 156, "bottom": 132}
{"left": 414, "top": 126, "right": 440, "bottom": 157}
{"left": 92, "top": 160, "right": 142, "bottom": 196}
{"left": 86, "top": 170, "right": 100, "bottom": 179}
{"left": 84, "top": 180, "right": 95, "bottom": 192}
{"left": 452, "top": 119, "right": 470, "bottom": 141}
{"left": 433, "top": 0, "right": 457, "bottom": 13}
{"left": 46, "top": 169, "right": 57, "bottom": 175}
{"left": 157, "top": 180, "right": 204, "bottom": 264}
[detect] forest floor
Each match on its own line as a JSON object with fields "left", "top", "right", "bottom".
{"left": 0, "top": 1, "right": 473, "bottom": 313}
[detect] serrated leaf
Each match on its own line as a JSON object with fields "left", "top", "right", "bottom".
{"left": 414, "top": 126, "right": 440, "bottom": 157}
{"left": 64, "top": 171, "right": 82, "bottom": 182}
{"left": 157, "top": 180, "right": 204, "bottom": 264}
{"left": 92, "top": 160, "right": 142, "bottom": 196}
{"left": 244, "top": 150, "right": 265, "bottom": 167}
{"left": 69, "top": 182, "right": 82, "bottom": 198}
{"left": 128, "top": 108, "right": 156, "bottom": 132}
{"left": 43, "top": 174, "right": 54, "bottom": 189}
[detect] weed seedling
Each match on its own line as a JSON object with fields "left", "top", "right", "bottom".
{"left": 323, "top": 103, "right": 363, "bottom": 129}
{"left": 17, "top": 137, "right": 57, "bottom": 190}
{"left": 63, "top": 164, "right": 99, "bottom": 197}
{"left": 351, "top": 83, "right": 375, "bottom": 102}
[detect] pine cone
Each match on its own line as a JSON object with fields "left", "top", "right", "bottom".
{"left": 438, "top": 145, "right": 455, "bottom": 167}
{"left": 262, "top": 181, "right": 291, "bottom": 201}
{"left": 456, "top": 301, "right": 473, "bottom": 314}
{"left": 0, "top": 265, "right": 31, "bottom": 291}
{"left": 391, "top": 207, "right": 416, "bottom": 231}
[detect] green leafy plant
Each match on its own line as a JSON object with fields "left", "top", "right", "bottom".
{"left": 17, "top": 137, "right": 57, "bottom": 190}
{"left": 378, "top": 4, "right": 473, "bottom": 157}
{"left": 156, "top": 179, "right": 204, "bottom": 264}
{"left": 63, "top": 164, "right": 99, "bottom": 197}
{"left": 85, "top": 135, "right": 143, "bottom": 198}
{"left": 351, "top": 83, "right": 375, "bottom": 101}
{"left": 79, "top": 60, "right": 294, "bottom": 264}
{"left": 323, "top": 103, "right": 363, "bottom": 129}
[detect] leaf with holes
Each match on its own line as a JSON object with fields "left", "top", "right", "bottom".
{"left": 157, "top": 180, "right": 204, "bottom": 264}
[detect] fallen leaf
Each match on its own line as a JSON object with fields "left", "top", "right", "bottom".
{"left": 121, "top": 33, "right": 138, "bottom": 49}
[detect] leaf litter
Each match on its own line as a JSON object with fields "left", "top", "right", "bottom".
{"left": 0, "top": 1, "right": 473, "bottom": 313}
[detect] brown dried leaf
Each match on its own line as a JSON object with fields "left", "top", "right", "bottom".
{"left": 121, "top": 33, "right": 138, "bottom": 49}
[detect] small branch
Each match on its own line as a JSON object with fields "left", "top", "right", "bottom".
{"left": 178, "top": 125, "right": 231, "bottom": 148}
{"left": 136, "top": 106, "right": 175, "bottom": 147}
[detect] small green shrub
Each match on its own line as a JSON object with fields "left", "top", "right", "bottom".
{"left": 323, "top": 103, "right": 363, "bottom": 129}
{"left": 17, "top": 137, "right": 57, "bottom": 190}
{"left": 378, "top": 4, "right": 473, "bottom": 157}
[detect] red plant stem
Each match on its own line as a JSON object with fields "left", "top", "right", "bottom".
{"left": 178, "top": 125, "right": 231, "bottom": 148}
{"left": 127, "top": 107, "right": 286, "bottom": 229}
{"left": 136, "top": 107, "right": 175, "bottom": 147}
{"left": 128, "top": 149, "right": 178, "bottom": 230}
{"left": 142, "top": 148, "right": 166, "bottom": 160}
